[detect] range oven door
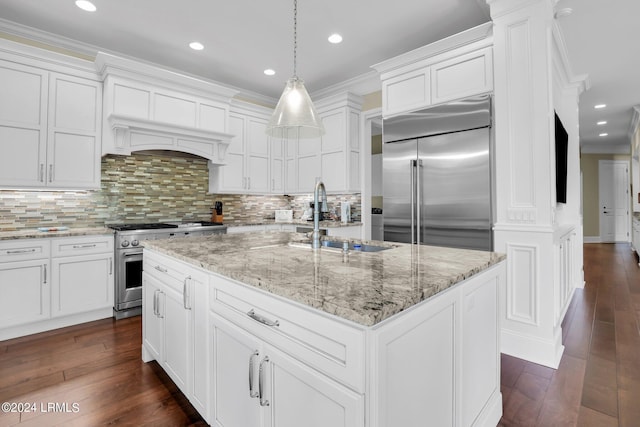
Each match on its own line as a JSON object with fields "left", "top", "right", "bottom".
{"left": 116, "top": 248, "right": 143, "bottom": 310}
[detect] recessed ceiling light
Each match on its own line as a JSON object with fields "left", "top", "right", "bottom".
{"left": 264, "top": 69, "right": 276, "bottom": 76}
{"left": 328, "top": 34, "right": 343, "bottom": 44}
{"left": 597, "top": 121, "right": 607, "bottom": 125}
{"left": 75, "top": 0, "right": 96, "bottom": 12}
{"left": 594, "top": 104, "right": 607, "bottom": 109}
{"left": 599, "top": 133, "right": 608, "bottom": 137}
{"left": 189, "top": 42, "right": 204, "bottom": 51}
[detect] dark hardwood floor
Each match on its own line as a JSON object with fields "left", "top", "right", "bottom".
{"left": 500, "top": 243, "right": 640, "bottom": 427}
{"left": 1, "top": 243, "right": 639, "bottom": 426}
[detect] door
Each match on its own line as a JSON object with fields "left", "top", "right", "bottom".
{"left": 0, "top": 61, "right": 48, "bottom": 187}
{"left": 142, "top": 273, "right": 163, "bottom": 362}
{"left": 246, "top": 118, "right": 270, "bottom": 193}
{"left": 51, "top": 253, "right": 113, "bottom": 317}
{"left": 599, "top": 160, "right": 629, "bottom": 242}
{"left": 265, "top": 345, "right": 364, "bottom": 427}
{"left": 383, "top": 139, "right": 417, "bottom": 243}
{"left": 418, "top": 127, "right": 492, "bottom": 250}
{"left": 47, "top": 74, "right": 101, "bottom": 189}
{"left": 117, "top": 249, "right": 143, "bottom": 310}
{"left": 0, "top": 260, "right": 50, "bottom": 327}
{"left": 162, "top": 284, "right": 190, "bottom": 394}
{"left": 219, "top": 114, "right": 246, "bottom": 192}
{"left": 210, "top": 314, "right": 262, "bottom": 427}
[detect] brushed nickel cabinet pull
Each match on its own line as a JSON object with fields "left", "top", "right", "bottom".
{"left": 154, "top": 265, "right": 168, "bottom": 273}
{"left": 249, "top": 350, "right": 259, "bottom": 398}
{"left": 247, "top": 309, "right": 279, "bottom": 327}
{"left": 259, "top": 356, "right": 270, "bottom": 407}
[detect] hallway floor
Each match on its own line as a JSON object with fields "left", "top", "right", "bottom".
{"left": 499, "top": 243, "right": 640, "bottom": 426}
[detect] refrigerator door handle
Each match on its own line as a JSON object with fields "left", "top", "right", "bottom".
{"left": 416, "top": 159, "right": 422, "bottom": 246}
{"left": 410, "top": 159, "right": 416, "bottom": 244}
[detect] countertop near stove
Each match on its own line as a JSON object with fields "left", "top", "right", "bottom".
{"left": 224, "top": 219, "right": 362, "bottom": 228}
{"left": 143, "top": 231, "right": 505, "bottom": 326}
{"left": 0, "top": 227, "right": 113, "bottom": 240}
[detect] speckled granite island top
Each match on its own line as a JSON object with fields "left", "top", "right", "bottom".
{"left": 143, "top": 232, "right": 505, "bottom": 327}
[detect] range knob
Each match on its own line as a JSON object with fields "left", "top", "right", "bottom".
{"left": 121, "top": 240, "right": 130, "bottom": 247}
{"left": 131, "top": 240, "right": 140, "bottom": 247}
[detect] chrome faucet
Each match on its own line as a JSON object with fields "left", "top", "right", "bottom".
{"left": 312, "top": 180, "right": 328, "bottom": 249}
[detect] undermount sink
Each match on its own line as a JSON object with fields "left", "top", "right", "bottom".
{"left": 290, "top": 240, "right": 392, "bottom": 252}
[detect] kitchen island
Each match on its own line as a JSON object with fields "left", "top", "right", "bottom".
{"left": 142, "top": 231, "right": 505, "bottom": 427}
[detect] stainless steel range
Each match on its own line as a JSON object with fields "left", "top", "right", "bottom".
{"left": 109, "top": 221, "right": 227, "bottom": 319}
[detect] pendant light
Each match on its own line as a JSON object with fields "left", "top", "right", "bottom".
{"left": 266, "top": 0, "right": 325, "bottom": 139}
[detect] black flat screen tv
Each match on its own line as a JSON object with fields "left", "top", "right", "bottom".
{"left": 555, "top": 112, "right": 568, "bottom": 204}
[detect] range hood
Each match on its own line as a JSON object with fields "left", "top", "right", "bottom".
{"left": 96, "top": 52, "right": 238, "bottom": 164}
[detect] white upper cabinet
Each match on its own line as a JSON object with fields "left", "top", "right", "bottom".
{"left": 373, "top": 23, "right": 494, "bottom": 118}
{"left": 285, "top": 93, "right": 362, "bottom": 194}
{"left": 0, "top": 46, "right": 102, "bottom": 190}
{"left": 209, "top": 103, "right": 281, "bottom": 195}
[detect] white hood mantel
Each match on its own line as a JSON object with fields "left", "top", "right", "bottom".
{"left": 96, "top": 52, "right": 239, "bottom": 164}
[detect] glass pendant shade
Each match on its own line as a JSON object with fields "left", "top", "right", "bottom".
{"left": 266, "top": 77, "right": 325, "bottom": 139}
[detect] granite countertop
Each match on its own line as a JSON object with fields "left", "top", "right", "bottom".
{"left": 224, "top": 219, "right": 362, "bottom": 228}
{"left": 144, "top": 231, "right": 505, "bottom": 327}
{"left": 0, "top": 227, "right": 114, "bottom": 240}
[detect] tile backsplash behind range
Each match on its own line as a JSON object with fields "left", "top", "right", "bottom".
{"left": 0, "top": 152, "right": 361, "bottom": 231}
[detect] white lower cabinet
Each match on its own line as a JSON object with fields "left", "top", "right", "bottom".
{"left": 142, "top": 250, "right": 211, "bottom": 422}
{"left": 0, "top": 234, "right": 113, "bottom": 340}
{"left": 210, "top": 313, "right": 364, "bottom": 427}
{"left": 144, "top": 248, "right": 504, "bottom": 427}
{"left": 0, "top": 258, "right": 50, "bottom": 328}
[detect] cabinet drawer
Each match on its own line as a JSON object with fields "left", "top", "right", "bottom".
{"left": 210, "top": 274, "right": 365, "bottom": 392}
{"left": 0, "top": 239, "right": 50, "bottom": 262}
{"left": 51, "top": 235, "right": 113, "bottom": 257}
{"left": 144, "top": 249, "right": 206, "bottom": 294}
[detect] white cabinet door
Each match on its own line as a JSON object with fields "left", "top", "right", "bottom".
{"left": 142, "top": 273, "right": 163, "bottom": 362}
{"left": 0, "top": 61, "right": 48, "bottom": 188}
{"left": 161, "top": 283, "right": 191, "bottom": 394}
{"left": 265, "top": 345, "right": 364, "bottom": 427}
{"left": 190, "top": 276, "right": 210, "bottom": 420}
{"left": 0, "top": 259, "right": 50, "bottom": 328}
{"left": 210, "top": 314, "right": 262, "bottom": 427}
{"left": 217, "top": 114, "right": 246, "bottom": 192}
{"left": 50, "top": 253, "right": 113, "bottom": 317}
{"left": 382, "top": 67, "right": 431, "bottom": 118}
{"left": 47, "top": 73, "right": 102, "bottom": 189}
{"left": 246, "top": 118, "right": 270, "bottom": 193}
{"left": 430, "top": 47, "right": 493, "bottom": 105}
{"left": 271, "top": 138, "right": 284, "bottom": 193}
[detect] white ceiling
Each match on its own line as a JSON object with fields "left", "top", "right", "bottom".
{"left": 0, "top": 0, "right": 637, "bottom": 151}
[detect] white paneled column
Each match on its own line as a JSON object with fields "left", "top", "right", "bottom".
{"left": 488, "top": 0, "right": 565, "bottom": 368}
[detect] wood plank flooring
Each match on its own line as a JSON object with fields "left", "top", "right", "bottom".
{"left": 0, "top": 243, "right": 638, "bottom": 426}
{"left": 500, "top": 243, "right": 640, "bottom": 427}
{"left": 0, "top": 316, "right": 206, "bottom": 426}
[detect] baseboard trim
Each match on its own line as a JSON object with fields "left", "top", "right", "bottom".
{"left": 0, "top": 307, "right": 113, "bottom": 341}
{"left": 501, "top": 328, "right": 564, "bottom": 369}
{"left": 583, "top": 236, "right": 601, "bottom": 243}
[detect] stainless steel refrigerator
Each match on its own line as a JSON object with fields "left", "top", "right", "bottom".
{"left": 382, "top": 95, "right": 493, "bottom": 251}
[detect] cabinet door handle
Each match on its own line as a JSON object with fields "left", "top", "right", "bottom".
{"left": 49, "top": 164, "right": 53, "bottom": 183}
{"left": 259, "top": 356, "right": 270, "bottom": 407}
{"left": 157, "top": 292, "right": 164, "bottom": 318}
{"left": 249, "top": 350, "right": 259, "bottom": 398}
{"left": 43, "top": 264, "right": 47, "bottom": 284}
{"left": 247, "top": 309, "right": 279, "bottom": 327}
{"left": 73, "top": 244, "right": 97, "bottom": 249}
{"left": 154, "top": 265, "right": 168, "bottom": 273}
{"left": 183, "top": 276, "right": 191, "bottom": 310}
{"left": 7, "top": 248, "right": 37, "bottom": 254}
{"left": 153, "top": 289, "right": 158, "bottom": 316}
{"left": 39, "top": 164, "right": 44, "bottom": 182}
{"left": 109, "top": 257, "right": 113, "bottom": 275}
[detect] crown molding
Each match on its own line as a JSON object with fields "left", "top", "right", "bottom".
{"left": 551, "top": 22, "right": 589, "bottom": 94}
{"left": 311, "top": 70, "right": 382, "bottom": 100}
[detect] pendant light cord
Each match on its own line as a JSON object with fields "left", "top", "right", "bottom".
{"left": 293, "top": 0, "right": 297, "bottom": 79}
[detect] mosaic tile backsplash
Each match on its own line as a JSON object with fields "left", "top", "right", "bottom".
{"left": 0, "top": 152, "right": 361, "bottom": 231}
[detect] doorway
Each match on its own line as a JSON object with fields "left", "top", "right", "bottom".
{"left": 598, "top": 160, "right": 629, "bottom": 242}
